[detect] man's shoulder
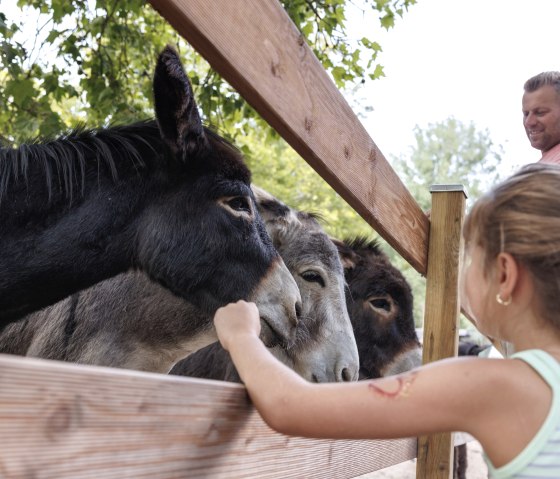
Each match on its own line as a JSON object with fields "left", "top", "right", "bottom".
{"left": 540, "top": 142, "right": 560, "bottom": 164}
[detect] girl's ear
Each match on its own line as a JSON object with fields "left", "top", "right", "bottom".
{"left": 496, "top": 252, "right": 519, "bottom": 303}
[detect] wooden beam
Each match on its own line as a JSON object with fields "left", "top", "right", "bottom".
{"left": 0, "top": 354, "right": 416, "bottom": 478}
{"left": 147, "top": 0, "right": 429, "bottom": 274}
{"left": 416, "top": 185, "right": 466, "bottom": 479}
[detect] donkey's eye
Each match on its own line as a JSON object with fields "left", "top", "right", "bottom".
{"left": 370, "top": 298, "right": 391, "bottom": 311}
{"left": 227, "top": 196, "right": 251, "bottom": 213}
{"left": 301, "top": 270, "right": 325, "bottom": 287}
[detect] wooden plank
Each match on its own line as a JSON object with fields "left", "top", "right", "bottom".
{"left": 416, "top": 185, "right": 466, "bottom": 479}
{"left": 147, "top": 0, "right": 429, "bottom": 274}
{"left": 0, "top": 354, "right": 416, "bottom": 478}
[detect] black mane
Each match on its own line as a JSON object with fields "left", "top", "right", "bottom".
{"left": 0, "top": 120, "right": 159, "bottom": 204}
{"left": 0, "top": 120, "right": 247, "bottom": 205}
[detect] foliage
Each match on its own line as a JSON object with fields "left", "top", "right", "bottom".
{"left": 388, "top": 117, "right": 503, "bottom": 327}
{"left": 0, "top": 0, "right": 416, "bottom": 143}
{"left": 238, "top": 128, "right": 373, "bottom": 241}
{"left": 393, "top": 117, "right": 502, "bottom": 211}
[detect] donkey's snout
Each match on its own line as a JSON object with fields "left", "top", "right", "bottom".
{"left": 337, "top": 361, "right": 360, "bottom": 382}
{"left": 340, "top": 367, "right": 354, "bottom": 382}
{"left": 283, "top": 299, "right": 302, "bottom": 345}
{"left": 248, "top": 257, "right": 301, "bottom": 347}
{"left": 294, "top": 300, "right": 303, "bottom": 326}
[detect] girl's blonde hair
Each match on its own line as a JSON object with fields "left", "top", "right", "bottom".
{"left": 463, "top": 163, "right": 560, "bottom": 328}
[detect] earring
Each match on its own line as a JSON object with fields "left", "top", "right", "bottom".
{"left": 496, "top": 293, "right": 512, "bottom": 306}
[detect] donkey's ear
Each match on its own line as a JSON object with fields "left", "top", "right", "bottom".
{"left": 153, "top": 45, "right": 207, "bottom": 160}
{"left": 331, "top": 238, "right": 357, "bottom": 272}
{"left": 251, "top": 185, "right": 291, "bottom": 223}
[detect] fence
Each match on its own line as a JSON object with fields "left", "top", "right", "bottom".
{"left": 0, "top": 1, "right": 466, "bottom": 477}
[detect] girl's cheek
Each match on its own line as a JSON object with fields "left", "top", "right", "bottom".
{"left": 459, "top": 253, "right": 474, "bottom": 319}
{"left": 461, "top": 285, "right": 477, "bottom": 325}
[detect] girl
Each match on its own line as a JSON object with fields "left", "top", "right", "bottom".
{"left": 213, "top": 163, "right": 560, "bottom": 478}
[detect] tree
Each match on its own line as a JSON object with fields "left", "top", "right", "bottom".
{"left": 239, "top": 127, "right": 374, "bottom": 241}
{"left": 387, "top": 117, "right": 503, "bottom": 327}
{"left": 393, "top": 117, "right": 502, "bottom": 211}
{"left": 0, "top": 0, "right": 416, "bottom": 143}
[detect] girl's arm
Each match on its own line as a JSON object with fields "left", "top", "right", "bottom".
{"left": 214, "top": 301, "right": 546, "bottom": 465}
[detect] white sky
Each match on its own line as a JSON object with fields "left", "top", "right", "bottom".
{"left": 350, "top": 0, "right": 560, "bottom": 178}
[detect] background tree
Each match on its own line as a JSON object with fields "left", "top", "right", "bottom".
{"left": 240, "top": 128, "right": 374, "bottom": 240}
{"left": 389, "top": 116, "right": 503, "bottom": 328}
{"left": 394, "top": 117, "right": 502, "bottom": 212}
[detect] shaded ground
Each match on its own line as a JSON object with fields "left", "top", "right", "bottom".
{"left": 357, "top": 441, "right": 488, "bottom": 478}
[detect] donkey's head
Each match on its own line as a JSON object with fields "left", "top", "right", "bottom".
{"left": 252, "top": 186, "right": 359, "bottom": 382}
{"left": 334, "top": 237, "right": 421, "bottom": 378}
{"left": 135, "top": 47, "right": 301, "bottom": 346}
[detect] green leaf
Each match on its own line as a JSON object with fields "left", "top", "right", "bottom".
{"left": 380, "top": 12, "right": 395, "bottom": 29}
{"left": 371, "top": 64, "right": 385, "bottom": 79}
{"left": 45, "top": 29, "right": 61, "bottom": 43}
{"left": 331, "top": 66, "right": 347, "bottom": 86}
{"left": 5, "top": 78, "right": 35, "bottom": 105}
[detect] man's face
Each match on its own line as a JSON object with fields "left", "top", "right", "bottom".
{"left": 522, "top": 84, "right": 560, "bottom": 152}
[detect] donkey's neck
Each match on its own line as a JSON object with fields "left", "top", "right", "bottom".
{"left": 0, "top": 187, "right": 142, "bottom": 324}
{"left": 0, "top": 122, "right": 165, "bottom": 325}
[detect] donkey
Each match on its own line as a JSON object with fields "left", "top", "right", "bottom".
{"left": 338, "top": 237, "right": 473, "bottom": 479}
{"left": 172, "top": 236, "right": 421, "bottom": 383}
{"left": 0, "top": 187, "right": 359, "bottom": 379}
{"left": 171, "top": 187, "right": 359, "bottom": 381}
{"left": 0, "top": 46, "right": 301, "bottom": 346}
{"left": 334, "top": 237, "right": 422, "bottom": 379}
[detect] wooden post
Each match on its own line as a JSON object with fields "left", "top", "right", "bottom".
{"left": 416, "top": 185, "right": 466, "bottom": 479}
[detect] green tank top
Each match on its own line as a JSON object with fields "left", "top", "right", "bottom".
{"left": 485, "top": 349, "right": 560, "bottom": 478}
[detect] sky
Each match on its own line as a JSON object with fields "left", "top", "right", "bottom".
{"left": 349, "top": 0, "right": 560, "bottom": 179}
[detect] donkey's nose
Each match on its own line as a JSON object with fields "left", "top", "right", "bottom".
{"left": 337, "top": 361, "right": 359, "bottom": 382}
{"left": 340, "top": 367, "right": 354, "bottom": 382}
{"left": 294, "top": 300, "right": 303, "bottom": 326}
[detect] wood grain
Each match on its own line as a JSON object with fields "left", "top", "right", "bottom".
{"left": 416, "top": 186, "right": 467, "bottom": 479}
{"left": 147, "top": 0, "right": 429, "bottom": 274}
{"left": 0, "top": 354, "right": 417, "bottom": 478}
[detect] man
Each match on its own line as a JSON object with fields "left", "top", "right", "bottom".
{"left": 522, "top": 71, "right": 560, "bottom": 164}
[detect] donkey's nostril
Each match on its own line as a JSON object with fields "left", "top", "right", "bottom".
{"left": 341, "top": 367, "right": 353, "bottom": 382}
{"left": 294, "top": 301, "right": 302, "bottom": 323}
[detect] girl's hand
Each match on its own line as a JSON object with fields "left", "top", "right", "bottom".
{"left": 214, "top": 300, "right": 261, "bottom": 352}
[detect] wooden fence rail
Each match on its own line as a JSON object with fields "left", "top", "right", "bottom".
{"left": 147, "top": 0, "right": 430, "bottom": 275}
{"left": 0, "top": 1, "right": 467, "bottom": 477}
{"left": 0, "top": 354, "right": 416, "bottom": 478}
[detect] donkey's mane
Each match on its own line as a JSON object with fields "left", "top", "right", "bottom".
{"left": 297, "top": 210, "right": 326, "bottom": 225}
{"left": 0, "top": 120, "right": 245, "bottom": 204}
{"left": 0, "top": 120, "right": 160, "bottom": 203}
{"left": 261, "top": 200, "right": 326, "bottom": 230}
{"left": 343, "top": 236, "right": 384, "bottom": 256}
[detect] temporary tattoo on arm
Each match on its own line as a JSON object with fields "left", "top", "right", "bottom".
{"left": 368, "top": 371, "right": 419, "bottom": 399}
